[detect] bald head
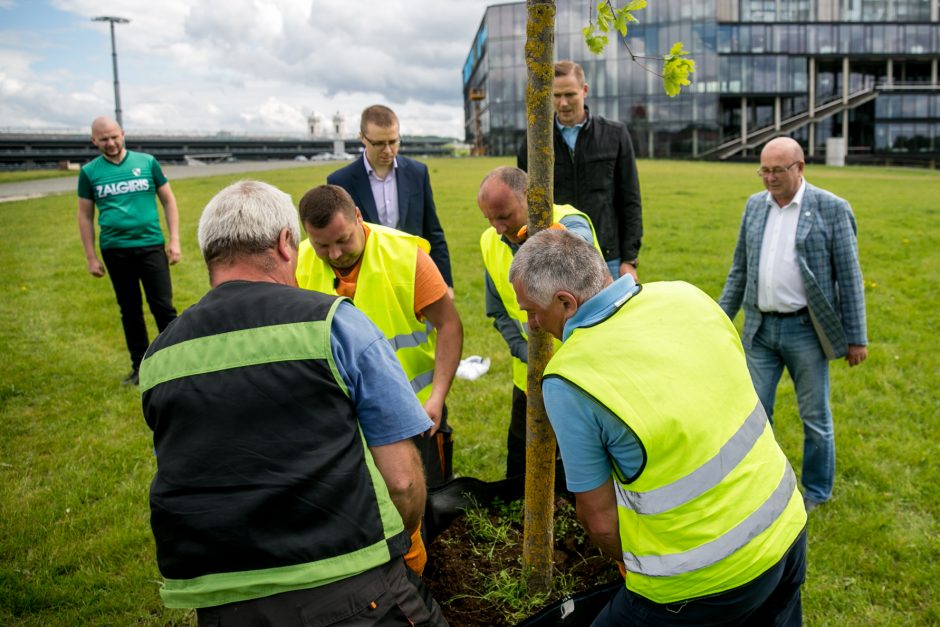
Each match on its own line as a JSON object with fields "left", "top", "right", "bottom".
{"left": 761, "top": 137, "right": 804, "bottom": 163}
{"left": 477, "top": 166, "right": 529, "bottom": 245}
{"left": 759, "top": 137, "right": 805, "bottom": 207}
{"left": 91, "top": 116, "right": 120, "bottom": 134}
{"left": 90, "top": 116, "right": 126, "bottom": 162}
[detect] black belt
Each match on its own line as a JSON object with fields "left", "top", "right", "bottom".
{"left": 761, "top": 308, "right": 807, "bottom": 318}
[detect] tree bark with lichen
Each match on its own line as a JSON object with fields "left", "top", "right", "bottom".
{"left": 521, "top": 0, "right": 556, "bottom": 596}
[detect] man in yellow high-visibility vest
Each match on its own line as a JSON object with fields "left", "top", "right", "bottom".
{"left": 509, "top": 229, "right": 807, "bottom": 626}
{"left": 477, "top": 166, "right": 600, "bottom": 480}
{"left": 296, "top": 185, "right": 463, "bottom": 490}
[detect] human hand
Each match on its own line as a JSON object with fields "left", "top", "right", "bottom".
{"left": 423, "top": 397, "right": 444, "bottom": 436}
{"left": 620, "top": 261, "right": 638, "bottom": 281}
{"left": 846, "top": 344, "right": 868, "bottom": 367}
{"left": 403, "top": 523, "right": 427, "bottom": 575}
{"left": 166, "top": 241, "right": 182, "bottom": 265}
{"left": 87, "top": 257, "right": 105, "bottom": 278}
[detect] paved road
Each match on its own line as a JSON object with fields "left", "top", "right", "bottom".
{"left": 0, "top": 159, "right": 337, "bottom": 203}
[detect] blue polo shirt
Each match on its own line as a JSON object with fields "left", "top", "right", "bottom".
{"left": 543, "top": 275, "right": 645, "bottom": 493}
{"left": 331, "top": 301, "right": 433, "bottom": 445}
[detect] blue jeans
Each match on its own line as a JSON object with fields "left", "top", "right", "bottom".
{"left": 606, "top": 258, "right": 621, "bottom": 279}
{"left": 747, "top": 311, "right": 833, "bottom": 503}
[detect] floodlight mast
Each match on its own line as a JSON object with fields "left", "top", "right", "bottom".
{"left": 92, "top": 16, "right": 131, "bottom": 127}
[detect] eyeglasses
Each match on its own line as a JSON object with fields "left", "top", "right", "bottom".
{"left": 362, "top": 134, "right": 401, "bottom": 150}
{"left": 757, "top": 161, "right": 801, "bottom": 177}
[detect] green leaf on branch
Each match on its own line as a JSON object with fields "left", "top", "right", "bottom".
{"left": 587, "top": 0, "right": 646, "bottom": 52}
{"left": 612, "top": 9, "right": 636, "bottom": 37}
{"left": 615, "top": 0, "right": 647, "bottom": 34}
{"left": 582, "top": 25, "right": 609, "bottom": 55}
{"left": 662, "top": 41, "right": 696, "bottom": 97}
{"left": 595, "top": 2, "right": 615, "bottom": 32}
{"left": 583, "top": 1, "right": 697, "bottom": 100}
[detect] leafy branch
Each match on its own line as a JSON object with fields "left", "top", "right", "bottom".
{"left": 582, "top": 0, "right": 696, "bottom": 97}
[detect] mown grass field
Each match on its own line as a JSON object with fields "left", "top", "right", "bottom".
{"left": 0, "top": 157, "right": 937, "bottom": 625}
{"left": 0, "top": 169, "right": 78, "bottom": 184}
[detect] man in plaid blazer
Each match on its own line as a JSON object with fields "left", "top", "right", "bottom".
{"left": 719, "top": 136, "right": 868, "bottom": 513}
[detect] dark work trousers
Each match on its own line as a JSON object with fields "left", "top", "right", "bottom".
{"left": 592, "top": 529, "right": 807, "bottom": 627}
{"left": 101, "top": 244, "right": 177, "bottom": 371}
{"left": 196, "top": 558, "right": 449, "bottom": 627}
{"left": 506, "top": 385, "right": 527, "bottom": 479}
{"left": 507, "top": 385, "right": 566, "bottom": 486}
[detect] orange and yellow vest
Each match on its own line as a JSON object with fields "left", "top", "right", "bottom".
{"left": 297, "top": 223, "right": 436, "bottom": 403}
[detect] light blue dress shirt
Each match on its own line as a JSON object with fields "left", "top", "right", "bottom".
{"left": 557, "top": 118, "right": 585, "bottom": 153}
{"left": 364, "top": 156, "right": 400, "bottom": 228}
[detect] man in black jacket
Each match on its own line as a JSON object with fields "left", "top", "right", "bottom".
{"left": 518, "top": 60, "right": 643, "bottom": 280}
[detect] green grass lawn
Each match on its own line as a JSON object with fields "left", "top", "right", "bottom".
{"left": 1, "top": 157, "right": 937, "bottom": 625}
{"left": 0, "top": 170, "right": 77, "bottom": 184}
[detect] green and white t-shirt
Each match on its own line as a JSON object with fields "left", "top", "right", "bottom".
{"left": 77, "top": 151, "right": 168, "bottom": 250}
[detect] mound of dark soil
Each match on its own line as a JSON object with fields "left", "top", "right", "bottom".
{"left": 423, "top": 495, "right": 619, "bottom": 626}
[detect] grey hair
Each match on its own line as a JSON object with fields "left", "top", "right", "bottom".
{"left": 509, "top": 229, "right": 608, "bottom": 307}
{"left": 198, "top": 180, "right": 301, "bottom": 267}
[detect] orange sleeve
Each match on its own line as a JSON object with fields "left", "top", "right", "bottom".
{"left": 413, "top": 248, "right": 448, "bottom": 316}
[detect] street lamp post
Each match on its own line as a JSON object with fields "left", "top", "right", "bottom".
{"left": 92, "top": 16, "right": 131, "bottom": 127}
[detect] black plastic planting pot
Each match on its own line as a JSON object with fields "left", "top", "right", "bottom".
{"left": 424, "top": 476, "right": 619, "bottom": 626}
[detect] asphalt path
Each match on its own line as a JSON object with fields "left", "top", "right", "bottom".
{"left": 0, "top": 159, "right": 337, "bottom": 203}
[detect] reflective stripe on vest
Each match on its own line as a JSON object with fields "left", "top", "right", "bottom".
{"left": 480, "top": 204, "right": 600, "bottom": 391}
{"left": 619, "top": 458, "right": 798, "bottom": 578}
{"left": 140, "top": 289, "right": 410, "bottom": 608}
{"left": 389, "top": 319, "right": 433, "bottom": 352}
{"left": 617, "top": 402, "right": 768, "bottom": 516}
{"left": 296, "top": 223, "right": 437, "bottom": 402}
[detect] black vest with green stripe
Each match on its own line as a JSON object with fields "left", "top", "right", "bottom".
{"left": 140, "top": 281, "right": 410, "bottom": 607}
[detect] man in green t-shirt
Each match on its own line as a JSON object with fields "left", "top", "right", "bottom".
{"left": 77, "top": 116, "right": 181, "bottom": 385}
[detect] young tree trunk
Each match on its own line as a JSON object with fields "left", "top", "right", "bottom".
{"left": 522, "top": 0, "right": 556, "bottom": 595}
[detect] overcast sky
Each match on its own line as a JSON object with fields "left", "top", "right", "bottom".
{"left": 0, "top": 0, "right": 498, "bottom": 139}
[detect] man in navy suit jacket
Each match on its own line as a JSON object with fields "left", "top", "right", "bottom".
{"left": 327, "top": 105, "right": 453, "bottom": 287}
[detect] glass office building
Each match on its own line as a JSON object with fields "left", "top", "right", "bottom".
{"left": 463, "top": 0, "right": 940, "bottom": 162}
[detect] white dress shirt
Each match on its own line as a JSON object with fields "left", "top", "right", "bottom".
{"left": 758, "top": 179, "right": 808, "bottom": 313}
{"left": 364, "top": 156, "right": 399, "bottom": 229}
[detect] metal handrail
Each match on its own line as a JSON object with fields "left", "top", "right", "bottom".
{"left": 700, "top": 86, "right": 880, "bottom": 159}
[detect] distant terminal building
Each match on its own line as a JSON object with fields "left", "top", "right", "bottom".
{"left": 0, "top": 129, "right": 455, "bottom": 169}
{"left": 463, "top": 0, "right": 940, "bottom": 164}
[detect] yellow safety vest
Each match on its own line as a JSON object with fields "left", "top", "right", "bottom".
{"left": 544, "top": 281, "right": 806, "bottom": 604}
{"left": 297, "top": 223, "right": 436, "bottom": 403}
{"left": 480, "top": 204, "right": 601, "bottom": 391}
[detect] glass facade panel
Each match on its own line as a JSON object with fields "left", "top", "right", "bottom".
{"left": 468, "top": 0, "right": 938, "bottom": 160}
{"left": 882, "top": 25, "right": 901, "bottom": 53}
{"left": 845, "top": 25, "right": 868, "bottom": 54}
{"left": 861, "top": 0, "right": 889, "bottom": 20}
{"left": 902, "top": 25, "right": 933, "bottom": 54}
{"left": 718, "top": 25, "right": 733, "bottom": 53}
{"left": 742, "top": 0, "right": 777, "bottom": 21}
{"left": 816, "top": 25, "right": 837, "bottom": 54}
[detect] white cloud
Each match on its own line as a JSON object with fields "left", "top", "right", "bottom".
{"left": 2, "top": 0, "right": 495, "bottom": 137}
